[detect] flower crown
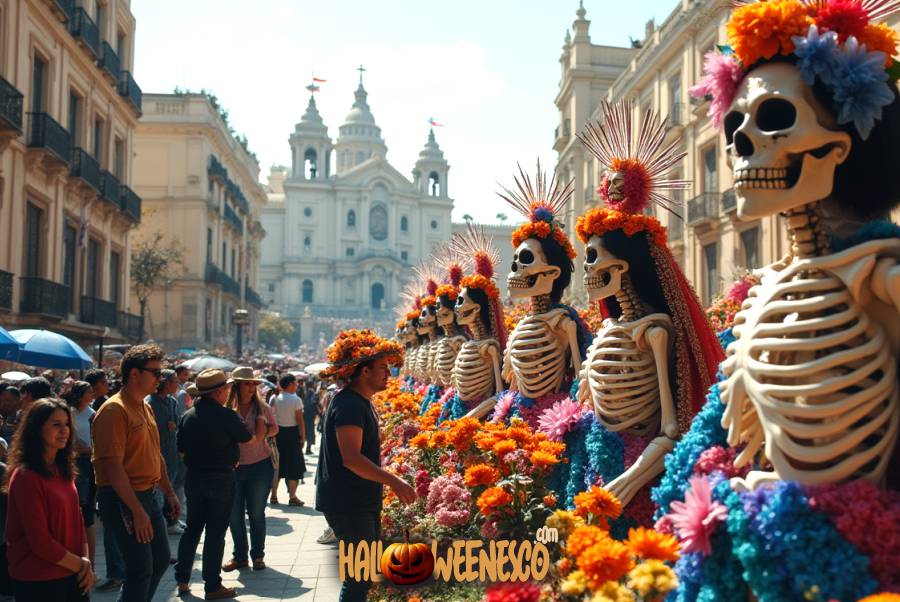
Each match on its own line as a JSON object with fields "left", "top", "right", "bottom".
{"left": 576, "top": 207, "right": 668, "bottom": 247}
{"left": 499, "top": 160, "right": 577, "bottom": 259}
{"left": 319, "top": 329, "right": 404, "bottom": 381}
{"left": 406, "top": 310, "right": 421, "bottom": 321}
{"left": 434, "top": 284, "right": 458, "bottom": 301}
{"left": 420, "top": 295, "right": 437, "bottom": 308}
{"left": 396, "top": 319, "right": 407, "bottom": 330}
{"left": 695, "top": 0, "right": 900, "bottom": 139}
{"left": 451, "top": 223, "right": 503, "bottom": 300}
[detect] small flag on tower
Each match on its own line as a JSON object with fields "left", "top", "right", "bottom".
{"left": 312, "top": 76, "right": 327, "bottom": 83}
{"left": 428, "top": 117, "right": 445, "bottom": 127}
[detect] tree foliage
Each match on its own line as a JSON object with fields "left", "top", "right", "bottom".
{"left": 258, "top": 313, "right": 294, "bottom": 349}
{"left": 131, "top": 232, "right": 184, "bottom": 339}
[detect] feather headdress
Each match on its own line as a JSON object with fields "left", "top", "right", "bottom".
{"left": 413, "top": 261, "right": 441, "bottom": 308}
{"left": 434, "top": 243, "right": 465, "bottom": 302}
{"left": 498, "top": 160, "right": 577, "bottom": 259}
{"left": 450, "top": 222, "right": 507, "bottom": 348}
{"left": 578, "top": 100, "right": 689, "bottom": 217}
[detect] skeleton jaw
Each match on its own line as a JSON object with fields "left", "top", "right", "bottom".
{"left": 585, "top": 262, "right": 624, "bottom": 302}
{"left": 455, "top": 302, "right": 480, "bottom": 327}
{"left": 508, "top": 269, "right": 557, "bottom": 299}
{"left": 436, "top": 306, "right": 455, "bottom": 328}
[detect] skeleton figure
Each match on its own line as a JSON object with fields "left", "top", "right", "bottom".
{"left": 453, "top": 288, "right": 504, "bottom": 407}
{"left": 719, "top": 62, "right": 900, "bottom": 490}
{"left": 415, "top": 304, "right": 439, "bottom": 384}
{"left": 434, "top": 295, "right": 467, "bottom": 387}
{"left": 400, "top": 322, "right": 419, "bottom": 379}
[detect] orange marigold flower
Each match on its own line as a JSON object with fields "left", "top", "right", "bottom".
{"left": 409, "top": 433, "right": 430, "bottom": 449}
{"left": 430, "top": 431, "right": 449, "bottom": 448}
{"left": 504, "top": 426, "right": 534, "bottom": 445}
{"left": 576, "top": 538, "right": 635, "bottom": 591}
{"left": 530, "top": 450, "right": 560, "bottom": 470}
{"left": 459, "top": 273, "right": 500, "bottom": 300}
{"left": 537, "top": 440, "right": 566, "bottom": 457}
{"left": 435, "top": 284, "right": 458, "bottom": 301}
{"left": 574, "top": 486, "right": 623, "bottom": 521}
{"left": 543, "top": 494, "right": 557, "bottom": 508}
{"left": 575, "top": 206, "right": 667, "bottom": 247}
{"left": 464, "top": 464, "right": 500, "bottom": 487}
{"left": 858, "top": 595, "right": 900, "bottom": 602}
{"left": 477, "top": 486, "right": 513, "bottom": 516}
{"left": 566, "top": 525, "right": 610, "bottom": 558}
{"left": 492, "top": 439, "right": 518, "bottom": 457}
{"left": 727, "top": 0, "right": 813, "bottom": 67}
{"left": 860, "top": 22, "right": 899, "bottom": 67}
{"left": 511, "top": 222, "right": 577, "bottom": 259}
{"left": 406, "top": 310, "right": 421, "bottom": 321}
{"left": 625, "top": 526, "right": 681, "bottom": 562}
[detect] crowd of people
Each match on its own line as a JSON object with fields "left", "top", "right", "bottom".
{"left": 0, "top": 344, "right": 333, "bottom": 601}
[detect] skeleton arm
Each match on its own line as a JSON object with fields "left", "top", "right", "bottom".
{"left": 501, "top": 344, "right": 517, "bottom": 392}
{"left": 871, "top": 256, "right": 900, "bottom": 313}
{"left": 485, "top": 343, "right": 504, "bottom": 394}
{"left": 562, "top": 316, "right": 583, "bottom": 376}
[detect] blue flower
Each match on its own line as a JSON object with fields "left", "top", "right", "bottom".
{"left": 829, "top": 37, "right": 894, "bottom": 140}
{"left": 792, "top": 25, "right": 840, "bottom": 86}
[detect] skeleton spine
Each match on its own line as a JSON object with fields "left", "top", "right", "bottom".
{"left": 615, "top": 274, "right": 646, "bottom": 322}
{"left": 784, "top": 202, "right": 830, "bottom": 259}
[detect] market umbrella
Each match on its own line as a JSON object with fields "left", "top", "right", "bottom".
{"left": 184, "top": 356, "right": 237, "bottom": 372}
{"left": 304, "top": 362, "right": 329, "bottom": 376}
{"left": 1, "top": 371, "right": 30, "bottom": 382}
{"left": 10, "top": 329, "right": 93, "bottom": 370}
{"left": 0, "top": 326, "right": 20, "bottom": 361}
{"left": 266, "top": 353, "right": 286, "bottom": 361}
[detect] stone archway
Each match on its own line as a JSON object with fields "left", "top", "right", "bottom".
{"left": 371, "top": 282, "right": 385, "bottom": 310}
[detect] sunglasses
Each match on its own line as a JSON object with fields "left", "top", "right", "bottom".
{"left": 138, "top": 367, "right": 163, "bottom": 378}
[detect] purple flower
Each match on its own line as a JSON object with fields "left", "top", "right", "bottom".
{"left": 533, "top": 207, "right": 553, "bottom": 223}
{"left": 829, "top": 36, "right": 894, "bottom": 139}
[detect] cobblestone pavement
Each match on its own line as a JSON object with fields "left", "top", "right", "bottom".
{"left": 93, "top": 443, "right": 342, "bottom": 601}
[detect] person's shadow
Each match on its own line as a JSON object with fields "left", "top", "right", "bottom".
{"left": 176, "top": 567, "right": 306, "bottom": 600}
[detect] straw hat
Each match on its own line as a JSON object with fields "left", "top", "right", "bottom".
{"left": 228, "top": 366, "right": 262, "bottom": 384}
{"left": 185, "top": 382, "right": 199, "bottom": 397}
{"left": 194, "top": 369, "right": 229, "bottom": 395}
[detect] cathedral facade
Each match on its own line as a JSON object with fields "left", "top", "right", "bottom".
{"left": 260, "top": 76, "right": 454, "bottom": 343}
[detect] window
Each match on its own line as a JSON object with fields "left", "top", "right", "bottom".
{"left": 204, "top": 299, "right": 212, "bottom": 341}
{"left": 113, "top": 137, "right": 125, "bottom": 179}
{"left": 702, "top": 146, "right": 717, "bottom": 194}
{"left": 703, "top": 242, "right": 719, "bottom": 304}
{"left": 303, "top": 235, "right": 311, "bottom": 249}
{"left": 356, "top": 151, "right": 365, "bottom": 164}
{"left": 63, "top": 222, "right": 76, "bottom": 308}
{"left": 302, "top": 279, "right": 313, "bottom": 303}
{"left": 429, "top": 171, "right": 440, "bottom": 196}
{"left": 304, "top": 148, "right": 318, "bottom": 179}
{"left": 303, "top": 207, "right": 312, "bottom": 217}
{"left": 25, "top": 203, "right": 42, "bottom": 277}
{"left": 669, "top": 72, "right": 682, "bottom": 124}
{"left": 221, "top": 241, "right": 226, "bottom": 269}
{"left": 741, "top": 227, "right": 760, "bottom": 269}
{"left": 93, "top": 116, "right": 105, "bottom": 164}
{"left": 401, "top": 250, "right": 408, "bottom": 263}
{"left": 208, "top": 179, "right": 214, "bottom": 196}
{"left": 230, "top": 249, "right": 235, "bottom": 277}
{"left": 371, "top": 283, "right": 385, "bottom": 310}
{"left": 110, "top": 251, "right": 120, "bottom": 306}
{"left": 347, "top": 210, "right": 356, "bottom": 227}
{"left": 346, "top": 248, "right": 355, "bottom": 257}
{"left": 268, "top": 283, "right": 275, "bottom": 293}
{"left": 31, "top": 54, "right": 47, "bottom": 113}
{"left": 369, "top": 205, "right": 388, "bottom": 241}
{"left": 430, "top": 220, "right": 438, "bottom": 230}
{"left": 68, "top": 91, "right": 81, "bottom": 145}
{"left": 206, "top": 228, "right": 212, "bottom": 264}
{"left": 400, "top": 216, "right": 408, "bottom": 232}
{"left": 86, "top": 238, "right": 100, "bottom": 297}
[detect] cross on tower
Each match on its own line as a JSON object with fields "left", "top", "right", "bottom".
{"left": 357, "top": 64, "right": 366, "bottom": 86}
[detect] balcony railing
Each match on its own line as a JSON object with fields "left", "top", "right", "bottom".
{"left": 27, "top": 112, "right": 72, "bottom": 166}
{"left": 0, "top": 270, "right": 12, "bottom": 311}
{"left": 69, "top": 7, "right": 99, "bottom": 58}
{"left": 687, "top": 192, "right": 720, "bottom": 226}
{"left": 208, "top": 155, "right": 228, "bottom": 181}
{"left": 118, "top": 71, "right": 142, "bottom": 114}
{"left": 70, "top": 147, "right": 101, "bottom": 193}
{"left": 722, "top": 188, "right": 737, "bottom": 213}
{"left": 80, "top": 295, "right": 117, "bottom": 327}
{"left": 19, "top": 277, "right": 69, "bottom": 318}
{"left": 667, "top": 103, "right": 684, "bottom": 128}
{"left": 50, "top": 0, "right": 75, "bottom": 23}
{"left": 98, "top": 42, "right": 120, "bottom": 83}
{"left": 119, "top": 185, "right": 141, "bottom": 223}
{"left": 0, "top": 76, "right": 23, "bottom": 134}
{"left": 246, "top": 285, "right": 263, "bottom": 307}
{"left": 205, "top": 263, "right": 240, "bottom": 297}
{"left": 118, "top": 311, "right": 143, "bottom": 342}
{"left": 224, "top": 204, "right": 243, "bottom": 235}
{"left": 99, "top": 170, "right": 120, "bottom": 207}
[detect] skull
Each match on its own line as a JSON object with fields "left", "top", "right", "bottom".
{"left": 454, "top": 288, "right": 481, "bottom": 328}
{"left": 508, "top": 238, "right": 561, "bottom": 299}
{"left": 583, "top": 235, "right": 628, "bottom": 302}
{"left": 403, "top": 323, "right": 418, "bottom": 346}
{"left": 606, "top": 171, "right": 625, "bottom": 203}
{"left": 724, "top": 62, "right": 851, "bottom": 220}
{"left": 417, "top": 303, "right": 437, "bottom": 334}
{"left": 436, "top": 298, "right": 456, "bottom": 329}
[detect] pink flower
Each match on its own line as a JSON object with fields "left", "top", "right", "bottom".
{"left": 665, "top": 475, "right": 728, "bottom": 556}
{"left": 504, "top": 448, "right": 532, "bottom": 475}
{"left": 693, "top": 445, "right": 749, "bottom": 479}
{"left": 518, "top": 392, "right": 568, "bottom": 430}
{"left": 481, "top": 518, "right": 500, "bottom": 539}
{"left": 415, "top": 470, "right": 432, "bottom": 499}
{"left": 438, "top": 387, "right": 456, "bottom": 407}
{"left": 537, "top": 397, "right": 586, "bottom": 441}
{"left": 483, "top": 581, "right": 542, "bottom": 602}
{"left": 491, "top": 391, "right": 517, "bottom": 423}
{"left": 690, "top": 51, "right": 744, "bottom": 129}
{"left": 724, "top": 274, "right": 758, "bottom": 304}
{"left": 654, "top": 514, "right": 675, "bottom": 536}
{"left": 426, "top": 474, "right": 471, "bottom": 528}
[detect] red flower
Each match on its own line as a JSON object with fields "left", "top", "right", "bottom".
{"left": 815, "top": 0, "right": 869, "bottom": 42}
{"left": 482, "top": 581, "right": 542, "bottom": 602}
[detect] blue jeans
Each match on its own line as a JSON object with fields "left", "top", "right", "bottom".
{"left": 229, "top": 458, "right": 274, "bottom": 562}
{"left": 175, "top": 470, "right": 235, "bottom": 593}
{"left": 97, "top": 486, "right": 170, "bottom": 602}
{"left": 324, "top": 511, "right": 381, "bottom": 602}
{"left": 102, "top": 515, "right": 126, "bottom": 580}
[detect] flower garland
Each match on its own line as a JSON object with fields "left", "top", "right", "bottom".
{"left": 319, "top": 329, "right": 404, "bottom": 381}
{"left": 419, "top": 384, "right": 445, "bottom": 415}
{"left": 510, "top": 219, "right": 577, "bottom": 259}
{"left": 459, "top": 273, "right": 500, "bottom": 300}
{"left": 575, "top": 206, "right": 667, "bottom": 248}
{"left": 434, "top": 283, "right": 458, "bottom": 301}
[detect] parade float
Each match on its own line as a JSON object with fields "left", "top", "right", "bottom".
{"left": 652, "top": 1, "right": 900, "bottom": 599}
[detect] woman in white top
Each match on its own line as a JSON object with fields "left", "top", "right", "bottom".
{"left": 270, "top": 374, "right": 305, "bottom": 506}
{"left": 64, "top": 381, "right": 96, "bottom": 565}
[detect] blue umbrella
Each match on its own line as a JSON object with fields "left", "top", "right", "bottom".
{"left": 9, "top": 329, "right": 93, "bottom": 370}
{"left": 0, "top": 326, "right": 20, "bottom": 361}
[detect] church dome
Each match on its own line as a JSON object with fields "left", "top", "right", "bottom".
{"left": 416, "top": 128, "right": 445, "bottom": 163}
{"left": 295, "top": 95, "right": 328, "bottom": 135}
{"left": 339, "top": 83, "right": 383, "bottom": 140}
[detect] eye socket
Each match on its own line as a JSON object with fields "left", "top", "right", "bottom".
{"left": 585, "top": 247, "right": 598, "bottom": 263}
{"left": 724, "top": 111, "right": 745, "bottom": 145}
{"left": 455, "top": 295, "right": 464, "bottom": 306}
{"left": 756, "top": 98, "right": 796, "bottom": 132}
{"left": 519, "top": 249, "right": 534, "bottom": 264}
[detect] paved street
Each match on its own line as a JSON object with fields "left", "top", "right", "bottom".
{"left": 93, "top": 444, "right": 342, "bottom": 601}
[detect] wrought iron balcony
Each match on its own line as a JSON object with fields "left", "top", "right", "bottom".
{"left": 119, "top": 185, "right": 141, "bottom": 223}
{"left": 245, "top": 284, "right": 263, "bottom": 307}
{"left": 69, "top": 8, "right": 99, "bottom": 58}
{"left": 722, "top": 188, "right": 737, "bottom": 213}
{"left": 687, "top": 192, "right": 720, "bottom": 226}
{"left": 224, "top": 204, "right": 243, "bottom": 235}
{"left": 204, "top": 263, "right": 240, "bottom": 297}
{"left": 0, "top": 76, "right": 23, "bottom": 134}
{"left": 99, "top": 170, "right": 120, "bottom": 207}
{"left": 80, "top": 295, "right": 117, "bottom": 327}
{"left": 70, "top": 147, "right": 101, "bottom": 193}
{"left": 50, "top": 0, "right": 75, "bottom": 23}
{"left": 118, "top": 311, "right": 143, "bottom": 342}
{"left": 208, "top": 155, "right": 228, "bottom": 181}
{"left": 19, "top": 277, "right": 69, "bottom": 318}
{"left": 667, "top": 103, "right": 684, "bottom": 128}
{"left": 98, "top": 42, "right": 120, "bottom": 83}
{"left": 118, "top": 71, "right": 142, "bottom": 114}
{"left": 27, "top": 112, "right": 72, "bottom": 166}
{"left": 0, "top": 270, "right": 11, "bottom": 311}
{"left": 205, "top": 262, "right": 221, "bottom": 284}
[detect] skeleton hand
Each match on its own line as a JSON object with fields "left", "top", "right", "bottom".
{"left": 605, "top": 436, "right": 674, "bottom": 507}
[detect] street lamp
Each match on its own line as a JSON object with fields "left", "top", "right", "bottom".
{"left": 232, "top": 308, "right": 250, "bottom": 356}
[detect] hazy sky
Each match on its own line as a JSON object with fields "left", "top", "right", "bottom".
{"left": 133, "top": 0, "right": 678, "bottom": 223}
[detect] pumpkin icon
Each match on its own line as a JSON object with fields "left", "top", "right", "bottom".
{"left": 380, "top": 530, "right": 434, "bottom": 585}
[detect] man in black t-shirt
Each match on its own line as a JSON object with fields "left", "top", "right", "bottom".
{"left": 315, "top": 355, "right": 415, "bottom": 602}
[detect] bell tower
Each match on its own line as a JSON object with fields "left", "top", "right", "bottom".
{"left": 413, "top": 128, "right": 449, "bottom": 198}
{"left": 289, "top": 92, "right": 333, "bottom": 180}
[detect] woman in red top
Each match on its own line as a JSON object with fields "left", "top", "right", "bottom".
{"left": 5, "top": 398, "right": 95, "bottom": 601}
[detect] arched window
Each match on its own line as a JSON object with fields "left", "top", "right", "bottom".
{"left": 429, "top": 171, "right": 440, "bottom": 196}
{"left": 371, "top": 283, "right": 385, "bottom": 310}
{"left": 356, "top": 151, "right": 366, "bottom": 165}
{"left": 302, "top": 279, "right": 313, "bottom": 303}
{"left": 304, "top": 148, "right": 318, "bottom": 179}
{"left": 347, "top": 210, "right": 356, "bottom": 227}
{"left": 303, "top": 235, "right": 311, "bottom": 249}
{"left": 369, "top": 205, "right": 388, "bottom": 241}
{"left": 400, "top": 216, "right": 408, "bottom": 232}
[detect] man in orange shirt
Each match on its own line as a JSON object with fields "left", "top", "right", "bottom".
{"left": 92, "top": 344, "right": 181, "bottom": 602}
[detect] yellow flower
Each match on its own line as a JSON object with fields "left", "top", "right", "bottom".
{"left": 590, "top": 582, "right": 636, "bottom": 602}
{"left": 546, "top": 510, "right": 584, "bottom": 541}
{"left": 625, "top": 527, "right": 680, "bottom": 562}
{"left": 560, "top": 570, "right": 588, "bottom": 596}
{"left": 626, "top": 560, "right": 678, "bottom": 599}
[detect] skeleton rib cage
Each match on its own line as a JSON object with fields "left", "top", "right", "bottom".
{"left": 721, "top": 245, "right": 900, "bottom": 486}
{"left": 453, "top": 339, "right": 500, "bottom": 402}
{"left": 415, "top": 343, "right": 432, "bottom": 383}
{"left": 435, "top": 335, "right": 466, "bottom": 387}
{"left": 506, "top": 311, "right": 569, "bottom": 400}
